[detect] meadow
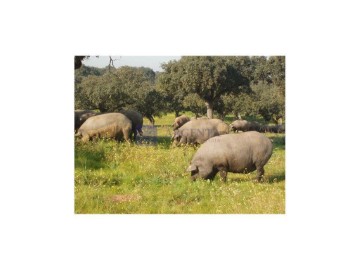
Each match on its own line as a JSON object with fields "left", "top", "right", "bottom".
{"left": 74, "top": 114, "right": 285, "bottom": 214}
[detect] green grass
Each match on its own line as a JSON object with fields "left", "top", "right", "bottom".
{"left": 75, "top": 114, "right": 285, "bottom": 214}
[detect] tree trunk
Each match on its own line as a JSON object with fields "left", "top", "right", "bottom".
{"left": 98, "top": 104, "right": 107, "bottom": 113}
{"left": 205, "top": 101, "right": 213, "bottom": 119}
{"left": 147, "top": 115, "right": 155, "bottom": 125}
{"left": 175, "top": 111, "right": 180, "bottom": 117}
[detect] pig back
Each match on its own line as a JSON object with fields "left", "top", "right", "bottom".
{"left": 79, "top": 113, "right": 131, "bottom": 136}
{"left": 193, "top": 132, "right": 272, "bottom": 172}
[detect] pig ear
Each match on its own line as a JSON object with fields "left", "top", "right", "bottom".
{"left": 186, "top": 164, "right": 198, "bottom": 172}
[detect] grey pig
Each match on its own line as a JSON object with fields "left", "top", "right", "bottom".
{"left": 173, "top": 118, "right": 229, "bottom": 146}
{"left": 173, "top": 115, "right": 190, "bottom": 130}
{"left": 229, "top": 120, "right": 261, "bottom": 132}
{"left": 187, "top": 131, "right": 273, "bottom": 182}
{"left": 76, "top": 113, "right": 132, "bottom": 143}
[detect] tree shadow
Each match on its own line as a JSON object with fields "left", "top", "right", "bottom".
{"left": 157, "top": 136, "right": 172, "bottom": 147}
{"left": 74, "top": 144, "right": 107, "bottom": 170}
{"left": 267, "top": 134, "right": 285, "bottom": 150}
{"left": 267, "top": 171, "right": 286, "bottom": 183}
{"left": 135, "top": 135, "right": 173, "bottom": 148}
{"left": 227, "top": 171, "right": 285, "bottom": 184}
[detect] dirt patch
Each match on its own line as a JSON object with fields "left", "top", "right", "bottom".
{"left": 109, "top": 194, "right": 141, "bottom": 203}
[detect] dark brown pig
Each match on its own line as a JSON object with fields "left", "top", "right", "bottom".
{"left": 75, "top": 110, "right": 98, "bottom": 132}
{"left": 119, "top": 109, "right": 143, "bottom": 140}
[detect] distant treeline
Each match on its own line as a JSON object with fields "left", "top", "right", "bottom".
{"left": 75, "top": 56, "right": 285, "bottom": 124}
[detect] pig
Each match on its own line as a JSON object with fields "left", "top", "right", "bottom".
{"left": 186, "top": 131, "right": 273, "bottom": 182}
{"left": 260, "top": 124, "right": 285, "bottom": 133}
{"left": 173, "top": 118, "right": 229, "bottom": 146}
{"left": 75, "top": 110, "right": 98, "bottom": 132}
{"left": 173, "top": 115, "right": 191, "bottom": 130}
{"left": 119, "top": 109, "right": 144, "bottom": 140}
{"left": 75, "top": 113, "right": 132, "bottom": 143}
{"left": 229, "top": 120, "right": 261, "bottom": 132}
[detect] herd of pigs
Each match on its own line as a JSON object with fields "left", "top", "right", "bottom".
{"left": 75, "top": 110, "right": 285, "bottom": 182}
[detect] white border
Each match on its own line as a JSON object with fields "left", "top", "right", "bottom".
{"left": 1, "top": 1, "right": 359, "bottom": 269}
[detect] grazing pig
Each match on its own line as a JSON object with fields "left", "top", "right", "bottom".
{"left": 75, "top": 110, "right": 98, "bottom": 132}
{"left": 186, "top": 131, "right": 273, "bottom": 182}
{"left": 173, "top": 118, "right": 229, "bottom": 146}
{"left": 229, "top": 120, "right": 261, "bottom": 132}
{"left": 260, "top": 124, "right": 285, "bottom": 133}
{"left": 76, "top": 113, "right": 132, "bottom": 143}
{"left": 119, "top": 109, "right": 143, "bottom": 140}
{"left": 173, "top": 115, "right": 190, "bottom": 130}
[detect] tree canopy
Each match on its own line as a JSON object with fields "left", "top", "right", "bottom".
{"left": 75, "top": 65, "right": 164, "bottom": 123}
{"left": 75, "top": 56, "right": 285, "bottom": 124}
{"left": 157, "top": 56, "right": 252, "bottom": 118}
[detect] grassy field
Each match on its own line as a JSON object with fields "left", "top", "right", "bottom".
{"left": 74, "top": 114, "right": 285, "bottom": 214}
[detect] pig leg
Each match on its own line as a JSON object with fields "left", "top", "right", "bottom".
{"left": 201, "top": 167, "right": 217, "bottom": 181}
{"left": 256, "top": 167, "right": 265, "bottom": 182}
{"left": 121, "top": 130, "right": 131, "bottom": 144}
{"left": 180, "top": 136, "right": 187, "bottom": 145}
{"left": 124, "top": 134, "right": 131, "bottom": 144}
{"left": 219, "top": 170, "right": 228, "bottom": 182}
{"left": 132, "top": 127, "right": 137, "bottom": 141}
{"left": 81, "top": 134, "right": 90, "bottom": 143}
